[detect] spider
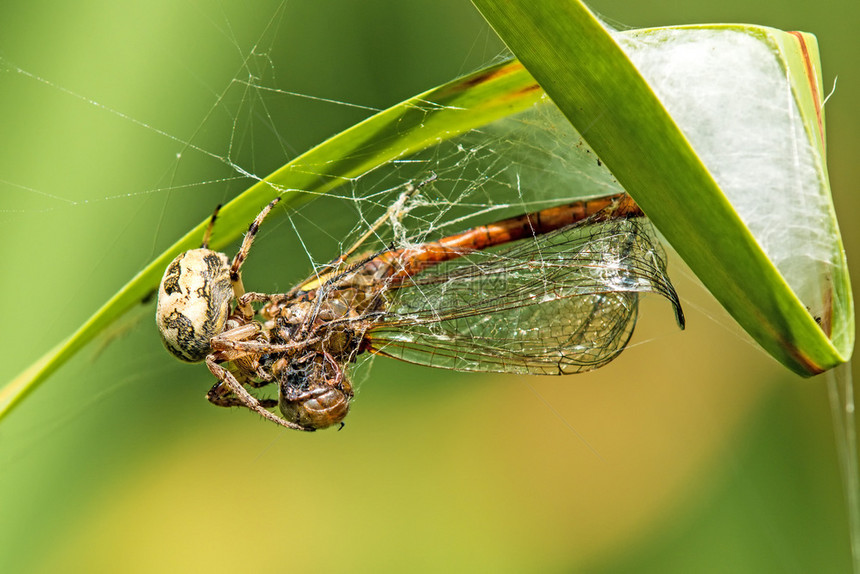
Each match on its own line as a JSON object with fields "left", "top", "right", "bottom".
{"left": 156, "top": 198, "right": 351, "bottom": 432}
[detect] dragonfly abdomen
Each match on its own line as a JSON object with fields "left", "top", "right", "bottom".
{"left": 378, "top": 193, "right": 641, "bottom": 280}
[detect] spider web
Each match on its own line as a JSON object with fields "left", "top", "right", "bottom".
{"left": 1, "top": 4, "right": 856, "bottom": 573}
{"left": 0, "top": 0, "right": 697, "bottom": 435}
{"left": 0, "top": 0, "right": 845, "bottom": 408}
{"left": 1, "top": 0, "right": 835, "bottom": 405}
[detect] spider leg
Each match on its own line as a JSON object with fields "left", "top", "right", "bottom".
{"left": 321, "top": 351, "right": 344, "bottom": 386}
{"left": 206, "top": 379, "right": 278, "bottom": 409}
{"left": 231, "top": 361, "right": 273, "bottom": 388}
{"left": 206, "top": 356, "right": 313, "bottom": 432}
{"left": 209, "top": 321, "right": 265, "bottom": 361}
{"left": 212, "top": 337, "right": 320, "bottom": 355}
{"left": 208, "top": 319, "right": 317, "bottom": 360}
{"left": 229, "top": 198, "right": 281, "bottom": 320}
{"left": 237, "top": 291, "right": 280, "bottom": 308}
{"left": 200, "top": 204, "right": 222, "bottom": 249}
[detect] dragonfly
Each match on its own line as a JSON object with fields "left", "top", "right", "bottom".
{"left": 156, "top": 186, "right": 685, "bottom": 431}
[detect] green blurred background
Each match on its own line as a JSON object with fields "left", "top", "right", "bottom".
{"left": 0, "top": 0, "right": 857, "bottom": 572}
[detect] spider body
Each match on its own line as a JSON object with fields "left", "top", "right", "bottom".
{"left": 156, "top": 249, "right": 233, "bottom": 362}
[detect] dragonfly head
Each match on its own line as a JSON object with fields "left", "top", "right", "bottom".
{"left": 274, "top": 355, "right": 354, "bottom": 430}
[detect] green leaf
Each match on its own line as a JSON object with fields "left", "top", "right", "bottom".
{"left": 0, "top": 60, "right": 543, "bottom": 420}
{"left": 472, "top": 0, "right": 853, "bottom": 375}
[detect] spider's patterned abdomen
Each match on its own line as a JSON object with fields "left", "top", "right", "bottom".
{"left": 156, "top": 248, "right": 233, "bottom": 362}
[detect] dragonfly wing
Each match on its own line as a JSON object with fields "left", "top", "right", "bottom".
{"left": 365, "top": 215, "right": 683, "bottom": 375}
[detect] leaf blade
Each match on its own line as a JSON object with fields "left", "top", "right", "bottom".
{"left": 471, "top": 0, "right": 852, "bottom": 374}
